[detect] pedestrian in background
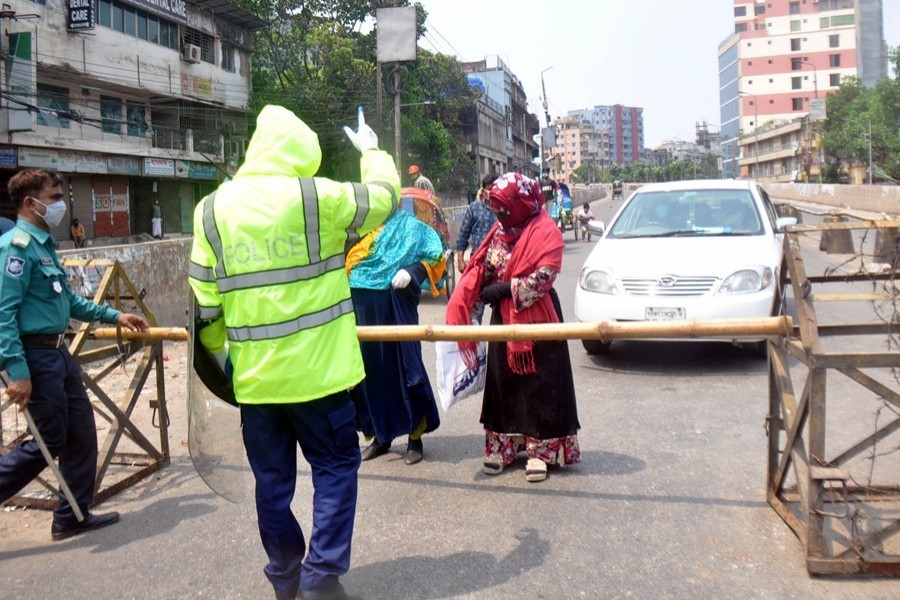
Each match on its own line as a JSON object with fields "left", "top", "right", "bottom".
{"left": 447, "top": 172, "right": 581, "bottom": 483}
{"left": 407, "top": 164, "right": 435, "bottom": 193}
{"left": 189, "top": 105, "right": 399, "bottom": 600}
{"left": 0, "top": 168, "right": 149, "bottom": 541}
{"left": 70, "top": 218, "right": 86, "bottom": 248}
{"left": 151, "top": 199, "right": 162, "bottom": 239}
{"left": 346, "top": 209, "right": 444, "bottom": 465}
{"left": 0, "top": 216, "right": 15, "bottom": 235}
{"left": 576, "top": 202, "right": 594, "bottom": 241}
{"left": 455, "top": 172, "right": 498, "bottom": 323}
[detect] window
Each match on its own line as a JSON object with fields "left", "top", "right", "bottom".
{"left": 221, "top": 46, "right": 236, "bottom": 72}
{"left": 792, "top": 98, "right": 804, "bottom": 111}
{"left": 789, "top": 1, "right": 800, "bottom": 14}
{"left": 790, "top": 38, "right": 801, "bottom": 51}
{"left": 36, "top": 84, "right": 70, "bottom": 129}
{"left": 182, "top": 28, "right": 215, "bottom": 64}
{"left": 829, "top": 54, "right": 841, "bottom": 67}
{"left": 792, "top": 76, "right": 802, "bottom": 90}
{"left": 829, "top": 73, "right": 841, "bottom": 86}
{"left": 127, "top": 102, "right": 147, "bottom": 137}
{"left": 791, "top": 58, "right": 802, "bottom": 71}
{"left": 112, "top": 2, "right": 123, "bottom": 31}
{"left": 101, "top": 96, "right": 122, "bottom": 134}
{"left": 137, "top": 12, "right": 147, "bottom": 40}
{"left": 734, "top": 6, "right": 746, "bottom": 17}
{"left": 754, "top": 4, "right": 765, "bottom": 15}
{"left": 123, "top": 6, "right": 135, "bottom": 36}
{"left": 148, "top": 15, "right": 158, "bottom": 44}
{"left": 735, "top": 23, "right": 747, "bottom": 33}
{"left": 829, "top": 34, "right": 839, "bottom": 48}
{"left": 790, "top": 20, "right": 801, "bottom": 32}
{"left": 97, "top": 0, "right": 111, "bottom": 27}
{"left": 831, "top": 14, "right": 854, "bottom": 27}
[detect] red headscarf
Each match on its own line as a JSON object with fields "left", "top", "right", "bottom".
{"left": 447, "top": 173, "right": 564, "bottom": 374}
{"left": 487, "top": 173, "right": 544, "bottom": 243}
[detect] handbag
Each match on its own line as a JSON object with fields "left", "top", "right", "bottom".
{"left": 435, "top": 340, "right": 487, "bottom": 412}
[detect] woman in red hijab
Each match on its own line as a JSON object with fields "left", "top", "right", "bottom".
{"left": 446, "top": 173, "right": 580, "bottom": 482}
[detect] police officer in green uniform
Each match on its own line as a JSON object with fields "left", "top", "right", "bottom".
{"left": 0, "top": 168, "right": 149, "bottom": 541}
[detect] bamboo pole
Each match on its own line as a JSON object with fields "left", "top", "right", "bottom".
{"left": 92, "top": 316, "right": 791, "bottom": 344}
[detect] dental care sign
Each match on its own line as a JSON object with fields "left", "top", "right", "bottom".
{"left": 67, "top": 0, "right": 94, "bottom": 29}
{"left": 120, "top": 0, "right": 188, "bottom": 25}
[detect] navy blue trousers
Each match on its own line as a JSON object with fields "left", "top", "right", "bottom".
{"left": 0, "top": 347, "right": 98, "bottom": 524}
{"left": 241, "top": 391, "right": 360, "bottom": 598}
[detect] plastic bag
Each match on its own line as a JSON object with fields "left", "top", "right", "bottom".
{"left": 435, "top": 340, "right": 487, "bottom": 412}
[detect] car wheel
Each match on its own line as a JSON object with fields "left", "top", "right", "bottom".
{"left": 582, "top": 339, "right": 612, "bottom": 355}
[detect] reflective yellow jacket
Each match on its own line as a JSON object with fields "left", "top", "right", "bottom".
{"left": 189, "top": 105, "right": 399, "bottom": 404}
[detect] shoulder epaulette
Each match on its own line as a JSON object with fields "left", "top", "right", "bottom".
{"left": 10, "top": 229, "right": 31, "bottom": 249}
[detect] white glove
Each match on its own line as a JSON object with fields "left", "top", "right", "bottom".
{"left": 342, "top": 106, "right": 379, "bottom": 153}
{"left": 391, "top": 269, "right": 412, "bottom": 289}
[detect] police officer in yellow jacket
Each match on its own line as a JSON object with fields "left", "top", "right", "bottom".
{"left": 0, "top": 168, "right": 149, "bottom": 541}
{"left": 189, "top": 106, "right": 399, "bottom": 600}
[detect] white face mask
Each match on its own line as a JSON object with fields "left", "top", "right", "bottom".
{"left": 34, "top": 199, "right": 68, "bottom": 228}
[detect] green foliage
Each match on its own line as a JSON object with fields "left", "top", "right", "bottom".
{"left": 820, "top": 47, "right": 900, "bottom": 181}
{"left": 230, "top": 0, "right": 478, "bottom": 191}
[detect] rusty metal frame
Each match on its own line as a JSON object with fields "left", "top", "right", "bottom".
{"left": 768, "top": 219, "right": 900, "bottom": 575}
{"left": 0, "top": 260, "right": 170, "bottom": 510}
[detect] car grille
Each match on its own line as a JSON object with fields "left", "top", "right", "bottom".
{"left": 620, "top": 276, "right": 718, "bottom": 296}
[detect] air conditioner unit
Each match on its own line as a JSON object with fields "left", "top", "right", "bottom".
{"left": 182, "top": 44, "right": 201, "bottom": 64}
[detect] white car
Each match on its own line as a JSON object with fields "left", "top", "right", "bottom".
{"left": 573, "top": 179, "right": 796, "bottom": 355}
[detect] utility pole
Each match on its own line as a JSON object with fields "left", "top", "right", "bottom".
{"left": 866, "top": 119, "right": 873, "bottom": 185}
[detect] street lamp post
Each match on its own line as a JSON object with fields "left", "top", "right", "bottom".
{"left": 738, "top": 91, "right": 759, "bottom": 178}
{"left": 798, "top": 60, "right": 818, "bottom": 98}
{"left": 849, "top": 118, "right": 874, "bottom": 185}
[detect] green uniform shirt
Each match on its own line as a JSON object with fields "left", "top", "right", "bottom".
{"left": 0, "top": 220, "right": 121, "bottom": 381}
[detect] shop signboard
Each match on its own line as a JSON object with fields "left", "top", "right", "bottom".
{"left": 67, "top": 0, "right": 95, "bottom": 29}
{"left": 18, "top": 148, "right": 59, "bottom": 169}
{"left": 0, "top": 146, "right": 17, "bottom": 168}
{"left": 176, "top": 160, "right": 218, "bottom": 180}
{"left": 59, "top": 151, "right": 107, "bottom": 173}
{"left": 107, "top": 155, "right": 141, "bottom": 175}
{"left": 144, "top": 157, "right": 175, "bottom": 177}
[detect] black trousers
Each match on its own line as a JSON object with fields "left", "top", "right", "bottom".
{"left": 0, "top": 347, "right": 98, "bottom": 524}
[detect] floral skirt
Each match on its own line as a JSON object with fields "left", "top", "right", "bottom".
{"left": 484, "top": 430, "right": 581, "bottom": 467}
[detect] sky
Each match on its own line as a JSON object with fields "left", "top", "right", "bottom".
{"left": 416, "top": 0, "right": 900, "bottom": 148}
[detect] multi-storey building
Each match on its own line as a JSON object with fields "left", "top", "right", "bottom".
{"left": 547, "top": 115, "right": 604, "bottom": 184}
{"left": 0, "top": 0, "right": 265, "bottom": 242}
{"left": 462, "top": 57, "right": 540, "bottom": 182}
{"left": 718, "top": 0, "right": 886, "bottom": 180}
{"left": 568, "top": 104, "right": 644, "bottom": 168}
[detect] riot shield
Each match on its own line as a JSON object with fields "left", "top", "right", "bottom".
{"left": 187, "top": 300, "right": 252, "bottom": 503}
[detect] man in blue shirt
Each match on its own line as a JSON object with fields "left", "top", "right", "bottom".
{"left": 455, "top": 173, "right": 498, "bottom": 323}
{"left": 0, "top": 168, "right": 149, "bottom": 541}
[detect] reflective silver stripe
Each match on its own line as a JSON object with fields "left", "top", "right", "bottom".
{"left": 216, "top": 254, "right": 346, "bottom": 293}
{"left": 226, "top": 298, "right": 354, "bottom": 342}
{"left": 346, "top": 183, "right": 370, "bottom": 248}
{"left": 300, "top": 178, "right": 320, "bottom": 263}
{"left": 370, "top": 180, "right": 398, "bottom": 214}
{"left": 188, "top": 262, "right": 216, "bottom": 282}
{"left": 201, "top": 192, "right": 226, "bottom": 278}
{"left": 197, "top": 305, "right": 223, "bottom": 320}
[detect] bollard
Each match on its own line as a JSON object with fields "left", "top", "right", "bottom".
{"left": 776, "top": 204, "right": 802, "bottom": 223}
{"left": 818, "top": 214, "right": 855, "bottom": 254}
{"left": 873, "top": 227, "right": 900, "bottom": 268}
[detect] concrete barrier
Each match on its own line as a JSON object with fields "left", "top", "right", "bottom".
{"left": 818, "top": 214, "right": 856, "bottom": 254}
{"left": 765, "top": 182, "right": 900, "bottom": 216}
{"left": 61, "top": 238, "right": 192, "bottom": 328}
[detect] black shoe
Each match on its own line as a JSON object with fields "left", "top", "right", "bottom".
{"left": 51, "top": 511, "right": 120, "bottom": 541}
{"left": 301, "top": 583, "right": 359, "bottom": 600}
{"left": 360, "top": 439, "right": 390, "bottom": 461}
{"left": 404, "top": 438, "right": 424, "bottom": 465}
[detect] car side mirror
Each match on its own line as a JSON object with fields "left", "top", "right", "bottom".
{"left": 587, "top": 220, "right": 605, "bottom": 234}
{"left": 775, "top": 216, "right": 797, "bottom": 232}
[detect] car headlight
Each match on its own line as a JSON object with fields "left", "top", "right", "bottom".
{"left": 718, "top": 268, "right": 773, "bottom": 294}
{"left": 579, "top": 269, "right": 618, "bottom": 294}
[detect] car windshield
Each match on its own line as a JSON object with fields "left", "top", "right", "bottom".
{"left": 606, "top": 189, "right": 763, "bottom": 238}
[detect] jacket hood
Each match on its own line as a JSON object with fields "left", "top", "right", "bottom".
{"left": 236, "top": 105, "right": 322, "bottom": 178}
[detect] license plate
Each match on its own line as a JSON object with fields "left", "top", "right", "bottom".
{"left": 646, "top": 307, "right": 685, "bottom": 321}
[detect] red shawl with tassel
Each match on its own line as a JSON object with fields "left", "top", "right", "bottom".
{"left": 446, "top": 210, "right": 564, "bottom": 375}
